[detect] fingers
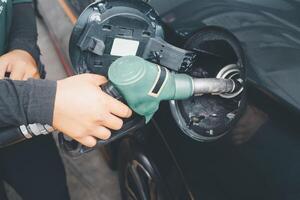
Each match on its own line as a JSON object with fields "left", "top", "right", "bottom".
{"left": 93, "top": 126, "right": 111, "bottom": 140}
{"left": 9, "top": 67, "right": 25, "bottom": 80}
{"left": 23, "top": 71, "right": 40, "bottom": 80}
{"left": 76, "top": 136, "right": 97, "bottom": 148}
{"left": 100, "top": 113, "right": 124, "bottom": 130}
{"left": 0, "top": 60, "right": 8, "bottom": 79}
{"left": 0, "top": 51, "right": 39, "bottom": 80}
{"left": 105, "top": 95, "right": 132, "bottom": 118}
{"left": 22, "top": 73, "right": 32, "bottom": 80}
{"left": 75, "top": 126, "right": 111, "bottom": 147}
{"left": 78, "top": 73, "right": 132, "bottom": 118}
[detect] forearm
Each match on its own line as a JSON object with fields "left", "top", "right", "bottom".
{"left": 0, "top": 79, "right": 56, "bottom": 127}
{"left": 8, "top": 2, "right": 45, "bottom": 78}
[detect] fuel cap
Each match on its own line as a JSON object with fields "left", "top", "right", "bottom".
{"left": 69, "top": 0, "right": 164, "bottom": 76}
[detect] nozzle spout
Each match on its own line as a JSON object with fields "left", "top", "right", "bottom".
{"left": 193, "top": 78, "right": 235, "bottom": 96}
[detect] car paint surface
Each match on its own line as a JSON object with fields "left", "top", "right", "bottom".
{"left": 148, "top": 0, "right": 300, "bottom": 112}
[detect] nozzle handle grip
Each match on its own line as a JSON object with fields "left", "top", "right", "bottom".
{"left": 101, "top": 82, "right": 123, "bottom": 102}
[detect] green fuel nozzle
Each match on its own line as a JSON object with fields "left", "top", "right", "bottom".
{"left": 108, "top": 56, "right": 237, "bottom": 123}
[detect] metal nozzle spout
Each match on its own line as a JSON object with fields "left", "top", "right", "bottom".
{"left": 193, "top": 78, "right": 235, "bottom": 96}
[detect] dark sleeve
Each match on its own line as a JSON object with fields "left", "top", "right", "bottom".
{"left": 8, "top": 3, "right": 46, "bottom": 78}
{"left": 0, "top": 79, "right": 56, "bottom": 127}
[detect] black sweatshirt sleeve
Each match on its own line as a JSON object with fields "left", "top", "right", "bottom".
{"left": 8, "top": 2, "right": 46, "bottom": 78}
{"left": 0, "top": 79, "right": 57, "bottom": 128}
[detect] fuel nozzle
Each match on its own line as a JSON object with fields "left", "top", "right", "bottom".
{"left": 193, "top": 78, "right": 235, "bottom": 96}
{"left": 108, "top": 56, "right": 242, "bottom": 122}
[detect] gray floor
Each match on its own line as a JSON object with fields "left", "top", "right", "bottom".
{"left": 5, "top": 20, "right": 121, "bottom": 200}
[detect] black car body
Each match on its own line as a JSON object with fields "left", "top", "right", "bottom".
{"left": 37, "top": 0, "right": 300, "bottom": 199}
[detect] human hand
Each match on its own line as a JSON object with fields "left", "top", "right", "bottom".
{"left": 0, "top": 49, "right": 40, "bottom": 80}
{"left": 53, "top": 74, "right": 132, "bottom": 147}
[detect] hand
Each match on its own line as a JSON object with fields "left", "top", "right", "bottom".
{"left": 53, "top": 74, "right": 132, "bottom": 147}
{"left": 0, "top": 49, "right": 40, "bottom": 80}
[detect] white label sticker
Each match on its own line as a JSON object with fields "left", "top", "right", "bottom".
{"left": 110, "top": 38, "right": 139, "bottom": 56}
